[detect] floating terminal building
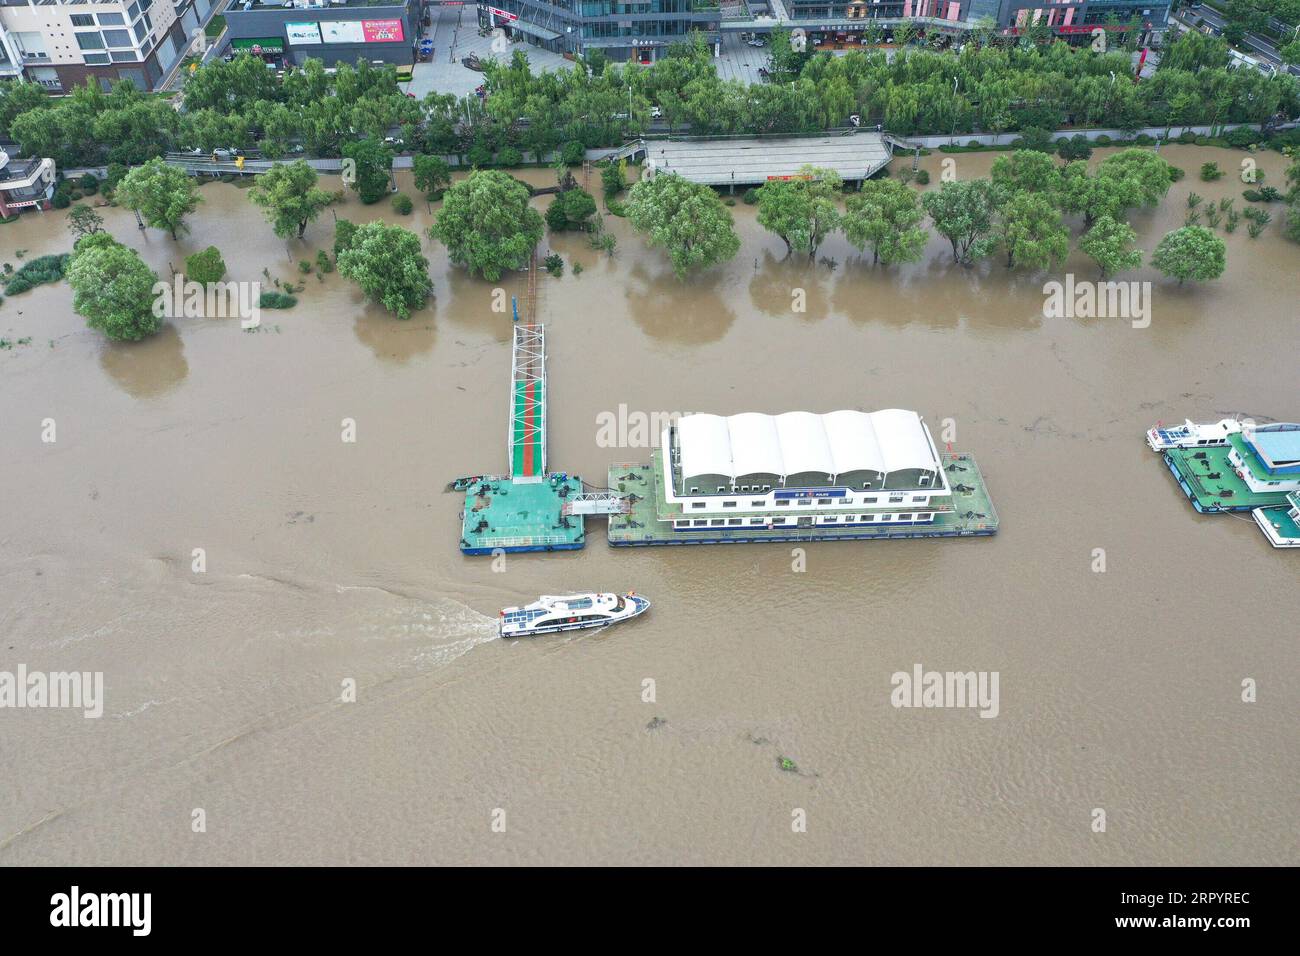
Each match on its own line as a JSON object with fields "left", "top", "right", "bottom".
{"left": 607, "top": 409, "right": 997, "bottom": 545}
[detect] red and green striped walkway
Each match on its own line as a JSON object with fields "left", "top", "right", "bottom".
{"left": 509, "top": 325, "right": 546, "bottom": 481}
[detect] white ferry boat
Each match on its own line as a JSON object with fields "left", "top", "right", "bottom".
{"left": 1146, "top": 418, "right": 1243, "bottom": 451}
{"left": 499, "top": 592, "right": 649, "bottom": 638}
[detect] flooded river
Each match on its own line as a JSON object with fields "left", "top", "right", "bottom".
{"left": 1, "top": 146, "right": 1296, "bottom": 865}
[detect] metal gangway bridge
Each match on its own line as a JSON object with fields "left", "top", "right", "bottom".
{"left": 508, "top": 323, "right": 547, "bottom": 482}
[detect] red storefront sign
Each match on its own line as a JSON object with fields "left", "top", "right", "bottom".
{"left": 362, "top": 19, "right": 405, "bottom": 43}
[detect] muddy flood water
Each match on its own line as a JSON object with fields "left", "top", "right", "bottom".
{"left": 1, "top": 146, "right": 1296, "bottom": 865}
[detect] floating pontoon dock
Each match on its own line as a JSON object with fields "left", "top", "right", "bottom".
{"left": 460, "top": 324, "right": 580, "bottom": 554}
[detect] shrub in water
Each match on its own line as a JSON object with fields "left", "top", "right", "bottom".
{"left": 185, "top": 246, "right": 226, "bottom": 284}
{"left": 259, "top": 291, "right": 297, "bottom": 309}
{"left": 391, "top": 192, "right": 414, "bottom": 215}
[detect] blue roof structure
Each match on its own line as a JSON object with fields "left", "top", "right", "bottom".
{"left": 1248, "top": 424, "right": 1300, "bottom": 473}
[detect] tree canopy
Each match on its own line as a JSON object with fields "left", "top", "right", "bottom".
{"left": 429, "top": 169, "right": 544, "bottom": 281}
{"left": 625, "top": 173, "right": 741, "bottom": 279}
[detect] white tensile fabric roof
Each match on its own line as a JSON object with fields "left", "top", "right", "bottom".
{"left": 676, "top": 410, "right": 937, "bottom": 482}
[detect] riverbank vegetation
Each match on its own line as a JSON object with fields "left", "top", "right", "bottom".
{"left": 3, "top": 32, "right": 1299, "bottom": 180}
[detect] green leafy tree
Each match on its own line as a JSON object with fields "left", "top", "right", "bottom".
{"left": 185, "top": 246, "right": 227, "bottom": 284}
{"left": 842, "top": 179, "right": 928, "bottom": 265}
{"left": 1150, "top": 226, "right": 1227, "bottom": 285}
{"left": 334, "top": 219, "right": 359, "bottom": 259}
{"left": 67, "top": 233, "right": 161, "bottom": 342}
{"left": 601, "top": 160, "right": 628, "bottom": 199}
{"left": 546, "top": 187, "right": 598, "bottom": 232}
{"left": 66, "top": 204, "right": 105, "bottom": 240}
{"left": 114, "top": 158, "right": 200, "bottom": 239}
{"left": 625, "top": 172, "right": 741, "bottom": 279}
{"left": 920, "top": 179, "right": 1002, "bottom": 265}
{"left": 1056, "top": 134, "right": 1093, "bottom": 164}
{"left": 341, "top": 136, "right": 394, "bottom": 205}
{"left": 429, "top": 169, "right": 544, "bottom": 280}
{"left": 996, "top": 192, "right": 1069, "bottom": 270}
{"left": 336, "top": 222, "right": 432, "bottom": 319}
{"left": 991, "top": 149, "right": 1061, "bottom": 196}
{"left": 755, "top": 165, "right": 843, "bottom": 259}
{"left": 248, "top": 160, "right": 332, "bottom": 239}
{"left": 412, "top": 154, "right": 452, "bottom": 199}
{"left": 1080, "top": 215, "right": 1142, "bottom": 278}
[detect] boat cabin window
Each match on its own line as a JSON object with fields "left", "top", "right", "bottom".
{"left": 692, "top": 501, "right": 705, "bottom": 509}
{"left": 864, "top": 496, "right": 877, "bottom": 504}
{"left": 728, "top": 518, "right": 742, "bottom": 525}
{"left": 717, "top": 486, "right": 725, "bottom": 493}
{"left": 693, "top": 519, "right": 707, "bottom": 526}
{"left": 861, "top": 482, "right": 871, "bottom": 489}
{"left": 863, "top": 515, "right": 875, "bottom": 522}
{"left": 614, "top": 596, "right": 625, "bottom": 611}
{"left": 749, "top": 518, "right": 765, "bottom": 525}
{"left": 817, "top": 499, "right": 832, "bottom": 506}
{"left": 797, "top": 499, "right": 812, "bottom": 506}
{"left": 917, "top": 513, "right": 932, "bottom": 521}
{"left": 762, "top": 485, "right": 771, "bottom": 491}
{"left": 920, "top": 475, "right": 930, "bottom": 486}
{"left": 710, "top": 519, "right": 725, "bottom": 526}
{"left": 775, "top": 500, "right": 790, "bottom": 507}
{"left": 690, "top": 487, "right": 699, "bottom": 494}
{"left": 913, "top": 495, "right": 927, "bottom": 502}
{"left": 723, "top": 501, "right": 737, "bottom": 508}
{"left": 751, "top": 500, "right": 764, "bottom": 507}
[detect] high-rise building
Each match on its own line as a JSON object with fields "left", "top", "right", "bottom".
{"left": 0, "top": 0, "right": 220, "bottom": 93}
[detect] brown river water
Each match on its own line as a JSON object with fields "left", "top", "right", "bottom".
{"left": 1, "top": 146, "right": 1296, "bottom": 865}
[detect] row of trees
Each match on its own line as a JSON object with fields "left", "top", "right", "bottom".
{"left": 619, "top": 149, "right": 1231, "bottom": 285}
{"left": 73, "top": 141, "right": 1298, "bottom": 340}
{"left": 3, "top": 31, "right": 1297, "bottom": 175}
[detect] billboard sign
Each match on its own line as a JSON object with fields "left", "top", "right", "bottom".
{"left": 321, "top": 21, "right": 365, "bottom": 44}
{"left": 285, "top": 22, "right": 323, "bottom": 45}
{"left": 361, "top": 19, "right": 404, "bottom": 42}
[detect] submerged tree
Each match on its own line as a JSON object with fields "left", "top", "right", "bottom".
{"left": 921, "top": 179, "right": 1002, "bottom": 265}
{"left": 625, "top": 173, "right": 741, "bottom": 279}
{"left": 114, "top": 158, "right": 200, "bottom": 240}
{"left": 248, "top": 160, "right": 332, "bottom": 239}
{"left": 336, "top": 222, "right": 432, "bottom": 319}
{"left": 997, "top": 192, "right": 1069, "bottom": 270}
{"left": 1080, "top": 215, "right": 1143, "bottom": 278}
{"left": 341, "top": 136, "right": 394, "bottom": 205}
{"left": 754, "top": 165, "right": 842, "bottom": 260}
{"left": 67, "top": 233, "right": 161, "bottom": 342}
{"left": 1150, "top": 226, "right": 1226, "bottom": 285}
{"left": 842, "top": 178, "right": 927, "bottom": 266}
{"left": 429, "top": 169, "right": 544, "bottom": 281}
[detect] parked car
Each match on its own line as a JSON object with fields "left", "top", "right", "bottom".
{"left": 650, "top": 105, "right": 663, "bottom": 119}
